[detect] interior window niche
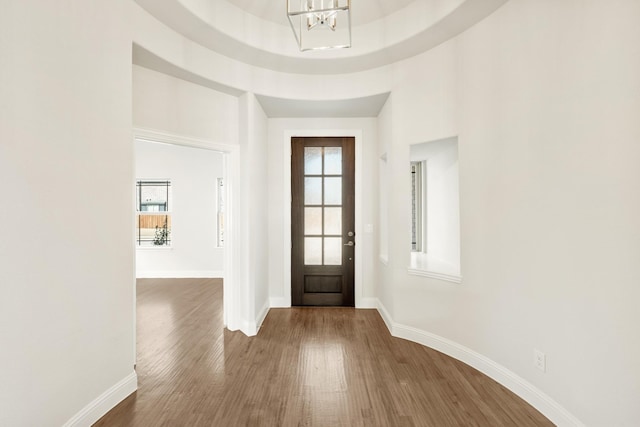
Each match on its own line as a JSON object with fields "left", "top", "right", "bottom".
{"left": 409, "top": 137, "right": 461, "bottom": 283}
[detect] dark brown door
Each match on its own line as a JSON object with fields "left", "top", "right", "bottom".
{"left": 292, "top": 137, "right": 355, "bottom": 306}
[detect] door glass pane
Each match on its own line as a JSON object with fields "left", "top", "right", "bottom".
{"left": 324, "top": 207, "right": 341, "bottom": 235}
{"left": 305, "top": 177, "right": 322, "bottom": 205}
{"left": 324, "top": 147, "right": 342, "bottom": 175}
{"left": 324, "top": 237, "right": 342, "bottom": 265}
{"left": 304, "top": 147, "right": 322, "bottom": 174}
{"left": 305, "top": 237, "right": 322, "bottom": 265}
{"left": 324, "top": 177, "right": 342, "bottom": 205}
{"left": 305, "top": 207, "right": 322, "bottom": 235}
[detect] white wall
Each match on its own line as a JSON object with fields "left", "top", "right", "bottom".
{"left": 135, "top": 140, "right": 224, "bottom": 278}
{"left": 376, "top": 40, "right": 460, "bottom": 328}
{"left": 267, "top": 118, "right": 379, "bottom": 307}
{"left": 128, "top": 0, "right": 640, "bottom": 423}
{"left": 456, "top": 1, "right": 640, "bottom": 424}
{"left": 2, "top": 0, "right": 637, "bottom": 425}
{"left": 237, "top": 93, "right": 270, "bottom": 333}
{"left": 133, "top": 65, "right": 238, "bottom": 143}
{"left": 376, "top": 98, "right": 394, "bottom": 318}
{"left": 0, "top": 1, "right": 135, "bottom": 425}
{"left": 379, "top": 1, "right": 640, "bottom": 425}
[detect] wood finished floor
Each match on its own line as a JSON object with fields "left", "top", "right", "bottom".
{"left": 94, "top": 279, "right": 553, "bottom": 427}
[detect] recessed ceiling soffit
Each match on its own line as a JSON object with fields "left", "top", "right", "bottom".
{"left": 134, "top": 0, "right": 508, "bottom": 75}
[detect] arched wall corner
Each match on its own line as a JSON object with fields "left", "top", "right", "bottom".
{"left": 132, "top": 128, "right": 244, "bottom": 334}
{"left": 375, "top": 300, "right": 585, "bottom": 427}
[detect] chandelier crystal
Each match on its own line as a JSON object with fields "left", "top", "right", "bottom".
{"left": 287, "top": 0, "right": 351, "bottom": 51}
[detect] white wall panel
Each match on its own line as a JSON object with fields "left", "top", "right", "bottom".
{"left": 0, "top": 1, "right": 135, "bottom": 425}
{"left": 134, "top": 141, "right": 224, "bottom": 277}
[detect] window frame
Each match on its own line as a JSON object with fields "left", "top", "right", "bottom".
{"left": 217, "top": 177, "right": 225, "bottom": 248}
{"left": 411, "top": 160, "right": 425, "bottom": 253}
{"left": 135, "top": 179, "right": 172, "bottom": 248}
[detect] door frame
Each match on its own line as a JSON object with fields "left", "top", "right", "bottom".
{"left": 281, "top": 129, "right": 369, "bottom": 308}
{"left": 291, "top": 136, "right": 355, "bottom": 306}
{"left": 132, "top": 128, "right": 241, "bottom": 360}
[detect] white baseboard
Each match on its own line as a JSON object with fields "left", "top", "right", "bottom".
{"left": 374, "top": 300, "right": 583, "bottom": 427}
{"left": 136, "top": 270, "right": 224, "bottom": 279}
{"left": 269, "top": 297, "right": 291, "bottom": 308}
{"left": 376, "top": 299, "right": 394, "bottom": 332}
{"left": 269, "top": 297, "right": 377, "bottom": 309}
{"left": 356, "top": 297, "right": 378, "bottom": 309}
{"left": 243, "top": 300, "right": 271, "bottom": 336}
{"left": 242, "top": 322, "right": 257, "bottom": 336}
{"left": 63, "top": 370, "right": 137, "bottom": 427}
{"left": 256, "top": 300, "right": 270, "bottom": 331}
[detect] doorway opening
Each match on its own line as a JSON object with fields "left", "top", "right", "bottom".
{"left": 133, "top": 128, "right": 239, "bottom": 362}
{"left": 134, "top": 140, "right": 224, "bottom": 277}
{"left": 282, "top": 129, "right": 368, "bottom": 308}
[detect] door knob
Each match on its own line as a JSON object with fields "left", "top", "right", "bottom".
{"left": 344, "top": 241, "right": 355, "bottom": 247}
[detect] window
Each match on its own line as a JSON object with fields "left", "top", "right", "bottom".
{"left": 411, "top": 161, "right": 424, "bottom": 252}
{"left": 217, "top": 177, "right": 225, "bottom": 247}
{"left": 136, "top": 180, "right": 171, "bottom": 247}
{"left": 302, "top": 145, "right": 345, "bottom": 266}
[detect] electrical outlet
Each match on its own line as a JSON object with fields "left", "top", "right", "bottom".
{"left": 534, "top": 349, "right": 546, "bottom": 372}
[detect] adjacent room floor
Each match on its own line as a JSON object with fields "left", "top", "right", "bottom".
{"left": 94, "top": 278, "right": 552, "bottom": 426}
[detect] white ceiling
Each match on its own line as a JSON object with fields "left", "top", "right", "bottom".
{"left": 134, "top": 0, "right": 508, "bottom": 75}
{"left": 255, "top": 93, "right": 391, "bottom": 118}
{"left": 225, "top": 0, "right": 416, "bottom": 26}
{"left": 133, "top": 44, "right": 390, "bottom": 117}
{"left": 133, "top": 0, "right": 508, "bottom": 116}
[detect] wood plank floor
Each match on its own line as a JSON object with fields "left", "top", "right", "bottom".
{"left": 94, "top": 279, "right": 553, "bottom": 426}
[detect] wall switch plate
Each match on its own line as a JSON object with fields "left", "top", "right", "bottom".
{"left": 534, "top": 349, "right": 546, "bottom": 372}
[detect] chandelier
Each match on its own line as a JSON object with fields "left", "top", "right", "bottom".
{"left": 287, "top": 0, "right": 352, "bottom": 51}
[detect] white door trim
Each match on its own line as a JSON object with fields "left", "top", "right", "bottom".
{"left": 281, "top": 129, "right": 365, "bottom": 308}
{"left": 132, "top": 127, "right": 241, "bottom": 336}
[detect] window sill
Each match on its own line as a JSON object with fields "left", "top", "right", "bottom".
{"left": 408, "top": 252, "right": 461, "bottom": 284}
{"left": 136, "top": 246, "right": 173, "bottom": 250}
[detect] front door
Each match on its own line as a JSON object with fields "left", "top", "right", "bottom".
{"left": 291, "top": 137, "right": 355, "bottom": 306}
